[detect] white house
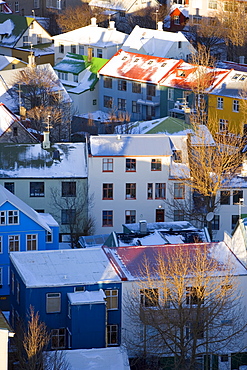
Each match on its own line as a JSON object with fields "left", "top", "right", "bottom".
{"left": 122, "top": 24, "right": 195, "bottom": 60}
{"left": 52, "top": 18, "right": 128, "bottom": 65}
{"left": 87, "top": 134, "right": 189, "bottom": 234}
{"left": 89, "top": 0, "right": 159, "bottom": 18}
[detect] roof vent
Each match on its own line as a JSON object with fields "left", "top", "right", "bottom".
{"left": 42, "top": 131, "right": 50, "bottom": 149}
{"left": 108, "top": 21, "right": 115, "bottom": 30}
{"left": 157, "top": 21, "right": 163, "bottom": 31}
{"left": 139, "top": 220, "right": 147, "bottom": 233}
{"left": 90, "top": 17, "right": 97, "bottom": 27}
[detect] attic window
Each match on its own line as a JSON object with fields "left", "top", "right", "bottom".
{"left": 122, "top": 56, "right": 127, "bottom": 60}
{"left": 134, "top": 58, "right": 139, "bottom": 62}
{"left": 240, "top": 75, "right": 247, "bottom": 81}
{"left": 232, "top": 74, "right": 240, "bottom": 80}
{"left": 178, "top": 70, "right": 186, "bottom": 77}
{"left": 161, "top": 62, "right": 167, "bottom": 67}
{"left": 148, "top": 60, "right": 153, "bottom": 65}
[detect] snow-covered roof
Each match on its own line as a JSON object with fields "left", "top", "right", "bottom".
{"left": 99, "top": 49, "right": 181, "bottom": 83}
{"left": 0, "top": 185, "right": 51, "bottom": 232}
{"left": 103, "top": 242, "right": 247, "bottom": 281}
{"left": 10, "top": 248, "right": 121, "bottom": 288}
{"left": 217, "top": 60, "right": 247, "bottom": 73}
{"left": 0, "top": 56, "right": 24, "bottom": 70}
{"left": 122, "top": 25, "right": 195, "bottom": 57}
{"left": 39, "top": 213, "right": 59, "bottom": 227}
{"left": 67, "top": 289, "right": 106, "bottom": 305}
{"left": 89, "top": 134, "right": 173, "bottom": 157}
{"left": 210, "top": 69, "right": 247, "bottom": 99}
{"left": 0, "top": 142, "right": 87, "bottom": 178}
{"left": 53, "top": 21, "right": 128, "bottom": 47}
{"left": 45, "top": 347, "right": 130, "bottom": 370}
{"left": 0, "top": 14, "right": 34, "bottom": 47}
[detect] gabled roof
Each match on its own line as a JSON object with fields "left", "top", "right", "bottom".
{"left": 0, "top": 14, "right": 34, "bottom": 47}
{"left": 89, "top": 134, "right": 174, "bottom": 157}
{"left": 53, "top": 22, "right": 128, "bottom": 48}
{"left": 122, "top": 25, "right": 194, "bottom": 57}
{"left": 99, "top": 49, "right": 182, "bottom": 83}
{"left": 10, "top": 248, "right": 121, "bottom": 288}
{"left": 0, "top": 1, "right": 12, "bottom": 14}
{"left": 0, "top": 184, "right": 51, "bottom": 232}
{"left": 89, "top": 0, "right": 158, "bottom": 12}
{"left": 210, "top": 69, "right": 247, "bottom": 98}
{"left": 0, "top": 142, "right": 87, "bottom": 178}
{"left": 0, "top": 55, "right": 26, "bottom": 70}
{"left": 103, "top": 242, "right": 247, "bottom": 281}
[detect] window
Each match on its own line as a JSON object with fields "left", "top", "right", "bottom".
{"left": 9, "top": 235, "right": 20, "bottom": 252}
{"left": 126, "top": 158, "right": 136, "bottom": 172}
{"left": 174, "top": 210, "right": 184, "bottom": 221}
{"left": 232, "top": 215, "right": 239, "bottom": 229}
{"left": 168, "top": 88, "right": 174, "bottom": 101}
{"left": 102, "top": 158, "right": 113, "bottom": 172}
{"left": 102, "top": 210, "right": 113, "bottom": 227}
{"left": 221, "top": 355, "right": 229, "bottom": 362}
{"left": 118, "top": 80, "right": 127, "bottom": 91}
{"left": 219, "top": 119, "right": 228, "bottom": 132}
{"left": 8, "top": 211, "right": 19, "bottom": 224}
{"left": 174, "top": 15, "right": 180, "bottom": 25}
{"left": 140, "top": 288, "right": 159, "bottom": 307}
{"left": 156, "top": 209, "right": 164, "bottom": 222}
{"left": 59, "top": 44, "right": 64, "bottom": 54}
{"left": 174, "top": 183, "right": 185, "bottom": 199}
{"left": 104, "top": 95, "right": 113, "bottom": 108}
{"left": 224, "top": 1, "right": 238, "bottom": 12}
{"left": 93, "top": 99, "right": 97, "bottom": 105}
{"left": 73, "top": 74, "right": 78, "bottom": 83}
{"left": 74, "top": 286, "right": 85, "bottom": 292}
{"left": 13, "top": 127, "right": 18, "bottom": 136}
{"left": 47, "top": 0, "right": 61, "bottom": 9}
{"left": 178, "top": 41, "right": 182, "bottom": 49}
{"left": 147, "top": 84, "right": 155, "bottom": 97}
{"left": 58, "top": 72, "right": 68, "bottom": 81}
{"left": 0, "top": 236, "right": 2, "bottom": 253}
{"left": 16, "top": 281, "right": 20, "bottom": 304}
{"left": 151, "top": 158, "right": 161, "bottom": 171}
{"left": 30, "top": 182, "right": 44, "bottom": 197}
{"left": 51, "top": 328, "right": 66, "bottom": 349}
{"left": 79, "top": 44, "right": 84, "bottom": 55}
{"left": 103, "top": 183, "right": 113, "bottom": 199}
{"left": 186, "top": 287, "right": 204, "bottom": 305}
{"left": 23, "top": 36, "right": 28, "bottom": 47}
{"left": 61, "top": 209, "right": 76, "bottom": 225}
{"left": 208, "top": 0, "right": 217, "bottom": 9}
{"left": 46, "top": 231, "right": 52, "bottom": 243}
{"left": 118, "top": 98, "right": 126, "bottom": 111}
{"left": 217, "top": 97, "right": 223, "bottom": 109}
{"left": 233, "top": 190, "right": 243, "bottom": 204}
{"left": 37, "top": 34, "right": 42, "bottom": 44}
{"left": 15, "top": 1, "right": 19, "bottom": 12}
{"left": 212, "top": 215, "right": 220, "bottom": 230}
{"left": 97, "top": 48, "right": 102, "bottom": 58}
{"left": 26, "top": 234, "right": 37, "bottom": 251}
{"left": 0, "top": 267, "right": 2, "bottom": 287}
{"left": 126, "top": 183, "right": 136, "bottom": 199}
{"left": 107, "top": 325, "right": 118, "bottom": 345}
{"left": 71, "top": 44, "right": 76, "bottom": 53}
{"left": 4, "top": 182, "right": 14, "bottom": 194}
{"left": 62, "top": 182, "right": 76, "bottom": 197}
{"left": 147, "top": 183, "right": 153, "bottom": 199}
{"left": 132, "top": 82, "right": 141, "bottom": 93}
{"left": 46, "top": 293, "right": 61, "bottom": 313}
{"left": 132, "top": 101, "right": 140, "bottom": 113}
{"left": 105, "top": 289, "right": 118, "bottom": 309}
{"left": 186, "top": 321, "right": 204, "bottom": 340}
{"left": 220, "top": 190, "right": 230, "bottom": 205}
{"left": 0, "top": 211, "right": 6, "bottom": 225}
{"left": 155, "top": 183, "right": 166, "bottom": 199}
{"left": 125, "top": 210, "right": 136, "bottom": 224}
{"left": 103, "top": 77, "right": 112, "bottom": 89}
{"left": 233, "top": 99, "right": 239, "bottom": 112}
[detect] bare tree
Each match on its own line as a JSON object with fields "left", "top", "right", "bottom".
{"left": 124, "top": 244, "right": 247, "bottom": 370}
{"left": 43, "top": 351, "right": 71, "bottom": 370}
{"left": 50, "top": 183, "right": 95, "bottom": 248}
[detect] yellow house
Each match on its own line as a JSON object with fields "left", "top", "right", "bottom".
{"left": 208, "top": 70, "right": 247, "bottom": 135}
{"left": 0, "top": 56, "right": 27, "bottom": 70}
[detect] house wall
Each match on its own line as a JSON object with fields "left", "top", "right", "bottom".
{"left": 0, "top": 178, "right": 87, "bottom": 235}
{"left": 14, "top": 21, "right": 52, "bottom": 49}
{"left": 0, "top": 122, "right": 38, "bottom": 143}
{"left": 68, "top": 88, "right": 99, "bottom": 115}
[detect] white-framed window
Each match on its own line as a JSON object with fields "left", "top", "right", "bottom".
{"left": 174, "top": 15, "right": 180, "bottom": 25}
{"left": 59, "top": 44, "right": 64, "bottom": 54}
{"left": 208, "top": 0, "right": 217, "bottom": 9}
{"left": 219, "top": 119, "right": 228, "bottom": 132}
{"left": 47, "top": 0, "right": 61, "bottom": 9}
{"left": 26, "top": 234, "right": 37, "bottom": 251}
{"left": 102, "top": 158, "right": 113, "bottom": 172}
{"left": 15, "top": 1, "right": 19, "bottom": 12}
{"left": 174, "top": 183, "right": 185, "bottom": 199}
{"left": 46, "top": 293, "right": 61, "bottom": 313}
{"left": 217, "top": 97, "right": 223, "bottom": 109}
{"left": 0, "top": 267, "right": 3, "bottom": 286}
{"left": 8, "top": 210, "right": 19, "bottom": 224}
{"left": 71, "top": 45, "right": 76, "bottom": 54}
{"left": 233, "top": 99, "right": 239, "bottom": 112}
{"left": 168, "top": 88, "right": 174, "bottom": 101}
{"left": 97, "top": 48, "right": 102, "bottom": 58}
{"left": 79, "top": 44, "right": 84, "bottom": 55}
{"left": 140, "top": 288, "right": 159, "bottom": 307}
{"left": 16, "top": 280, "right": 20, "bottom": 303}
{"left": 46, "top": 231, "right": 53, "bottom": 243}
{"left": 34, "top": 0, "right": 40, "bottom": 8}
{"left": 186, "top": 287, "right": 204, "bottom": 305}
{"left": 0, "top": 211, "right": 6, "bottom": 225}
{"left": 8, "top": 235, "right": 20, "bottom": 252}
{"left": 104, "top": 289, "right": 118, "bottom": 310}
{"left": 57, "top": 72, "right": 68, "bottom": 81}
{"left": 107, "top": 325, "right": 118, "bottom": 345}
{"left": 51, "top": 328, "right": 66, "bottom": 348}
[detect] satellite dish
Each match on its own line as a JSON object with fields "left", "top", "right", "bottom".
{"left": 206, "top": 212, "right": 214, "bottom": 222}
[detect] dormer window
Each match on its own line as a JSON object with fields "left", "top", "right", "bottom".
{"left": 122, "top": 56, "right": 127, "bottom": 60}
{"left": 232, "top": 74, "right": 240, "bottom": 80}
{"left": 134, "top": 58, "right": 139, "bottom": 62}
{"left": 177, "top": 70, "right": 185, "bottom": 77}
{"left": 148, "top": 60, "right": 153, "bottom": 65}
{"left": 161, "top": 62, "right": 167, "bottom": 67}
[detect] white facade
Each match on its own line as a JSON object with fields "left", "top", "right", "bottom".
{"left": 88, "top": 134, "right": 189, "bottom": 234}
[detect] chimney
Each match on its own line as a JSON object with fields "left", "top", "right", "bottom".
{"left": 157, "top": 21, "right": 163, "bottom": 31}
{"left": 108, "top": 21, "right": 115, "bottom": 30}
{"left": 139, "top": 220, "right": 147, "bottom": 233}
{"left": 88, "top": 47, "right": 93, "bottom": 62}
{"left": 239, "top": 56, "right": 245, "bottom": 64}
{"left": 28, "top": 52, "right": 36, "bottom": 68}
{"left": 42, "top": 131, "right": 50, "bottom": 149}
{"left": 90, "top": 17, "right": 97, "bottom": 27}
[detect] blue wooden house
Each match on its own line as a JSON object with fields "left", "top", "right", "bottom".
{"left": 10, "top": 248, "right": 122, "bottom": 350}
{"left": 0, "top": 185, "right": 59, "bottom": 310}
